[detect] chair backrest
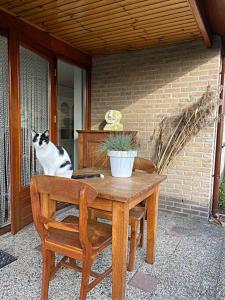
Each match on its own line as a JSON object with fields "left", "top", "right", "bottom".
{"left": 133, "top": 157, "right": 157, "bottom": 173}
{"left": 30, "top": 175, "right": 98, "bottom": 248}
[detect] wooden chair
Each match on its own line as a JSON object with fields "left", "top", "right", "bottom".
{"left": 90, "top": 157, "right": 157, "bottom": 271}
{"left": 30, "top": 175, "right": 112, "bottom": 300}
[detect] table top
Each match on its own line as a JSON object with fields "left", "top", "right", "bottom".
{"left": 73, "top": 168, "right": 166, "bottom": 203}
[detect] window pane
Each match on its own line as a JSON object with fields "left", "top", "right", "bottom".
{"left": 0, "top": 35, "right": 10, "bottom": 227}
{"left": 20, "top": 47, "right": 49, "bottom": 186}
{"left": 57, "top": 59, "right": 86, "bottom": 170}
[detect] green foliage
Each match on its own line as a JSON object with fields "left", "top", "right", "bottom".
{"left": 219, "top": 180, "right": 225, "bottom": 210}
{"left": 99, "top": 134, "right": 138, "bottom": 152}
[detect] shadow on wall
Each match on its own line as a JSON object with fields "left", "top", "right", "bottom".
{"left": 91, "top": 38, "right": 220, "bottom": 133}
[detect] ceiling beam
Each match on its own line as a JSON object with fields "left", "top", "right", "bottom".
{"left": 188, "top": 0, "right": 212, "bottom": 47}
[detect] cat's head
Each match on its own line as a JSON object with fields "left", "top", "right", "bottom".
{"left": 32, "top": 130, "right": 50, "bottom": 149}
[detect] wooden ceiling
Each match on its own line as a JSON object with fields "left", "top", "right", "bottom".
{"left": 0, "top": 0, "right": 204, "bottom": 55}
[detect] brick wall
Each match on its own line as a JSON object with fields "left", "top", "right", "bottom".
{"left": 91, "top": 38, "right": 221, "bottom": 219}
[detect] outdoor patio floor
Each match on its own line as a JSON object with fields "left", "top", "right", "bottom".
{"left": 0, "top": 208, "right": 225, "bottom": 300}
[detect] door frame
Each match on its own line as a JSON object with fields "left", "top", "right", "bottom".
{"left": 10, "top": 38, "right": 57, "bottom": 234}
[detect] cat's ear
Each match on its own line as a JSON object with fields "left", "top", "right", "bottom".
{"left": 31, "top": 130, "right": 37, "bottom": 139}
{"left": 44, "top": 130, "right": 49, "bottom": 137}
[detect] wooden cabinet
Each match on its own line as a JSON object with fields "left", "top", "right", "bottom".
{"left": 77, "top": 130, "right": 137, "bottom": 169}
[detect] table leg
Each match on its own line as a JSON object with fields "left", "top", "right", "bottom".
{"left": 112, "top": 202, "right": 129, "bottom": 300}
{"left": 146, "top": 186, "right": 159, "bottom": 264}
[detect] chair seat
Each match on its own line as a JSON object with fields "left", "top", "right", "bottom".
{"left": 91, "top": 206, "right": 145, "bottom": 224}
{"left": 47, "top": 215, "right": 112, "bottom": 251}
{"left": 129, "top": 206, "right": 145, "bottom": 222}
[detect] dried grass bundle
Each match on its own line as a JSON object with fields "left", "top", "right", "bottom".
{"left": 153, "top": 85, "right": 219, "bottom": 174}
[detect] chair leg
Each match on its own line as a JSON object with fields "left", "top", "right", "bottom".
{"left": 79, "top": 257, "right": 93, "bottom": 300}
{"left": 89, "top": 209, "right": 97, "bottom": 221}
{"left": 140, "top": 216, "right": 145, "bottom": 248}
{"left": 128, "top": 220, "right": 138, "bottom": 272}
{"left": 41, "top": 248, "right": 53, "bottom": 300}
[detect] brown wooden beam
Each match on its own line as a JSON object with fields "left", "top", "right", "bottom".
{"left": 188, "top": 0, "right": 212, "bottom": 47}
{"left": 0, "top": 8, "right": 91, "bottom": 69}
{"left": 8, "top": 29, "right": 21, "bottom": 234}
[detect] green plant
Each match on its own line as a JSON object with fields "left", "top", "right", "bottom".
{"left": 219, "top": 180, "right": 225, "bottom": 210}
{"left": 99, "top": 134, "right": 138, "bottom": 152}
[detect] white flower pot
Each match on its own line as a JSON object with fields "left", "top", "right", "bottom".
{"left": 107, "top": 150, "right": 137, "bottom": 178}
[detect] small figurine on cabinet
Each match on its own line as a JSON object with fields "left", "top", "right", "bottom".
{"left": 104, "top": 110, "right": 123, "bottom": 131}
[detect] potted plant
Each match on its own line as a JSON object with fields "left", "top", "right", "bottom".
{"left": 100, "top": 134, "right": 138, "bottom": 178}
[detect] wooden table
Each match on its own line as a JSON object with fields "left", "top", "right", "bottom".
{"left": 74, "top": 168, "right": 166, "bottom": 300}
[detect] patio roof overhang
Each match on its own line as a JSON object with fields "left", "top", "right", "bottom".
{"left": 204, "top": 0, "right": 225, "bottom": 51}
{"left": 0, "top": 0, "right": 213, "bottom": 55}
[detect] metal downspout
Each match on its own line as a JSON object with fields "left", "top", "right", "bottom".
{"left": 212, "top": 56, "right": 225, "bottom": 216}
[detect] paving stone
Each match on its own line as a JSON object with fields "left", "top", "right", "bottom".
{"left": 129, "top": 271, "right": 157, "bottom": 293}
{"left": 165, "top": 226, "right": 184, "bottom": 237}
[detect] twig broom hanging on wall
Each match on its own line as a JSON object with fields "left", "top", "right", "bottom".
{"left": 153, "top": 85, "right": 219, "bottom": 174}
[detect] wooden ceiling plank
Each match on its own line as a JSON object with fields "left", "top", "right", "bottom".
{"left": 62, "top": 20, "right": 197, "bottom": 43}
{"left": 69, "top": 33, "right": 200, "bottom": 52}
{"left": 69, "top": 26, "right": 199, "bottom": 47}
{"left": 81, "top": 28, "right": 200, "bottom": 47}
{"left": 17, "top": 0, "right": 105, "bottom": 18}
{"left": 19, "top": 0, "right": 180, "bottom": 20}
{"left": 60, "top": 17, "right": 196, "bottom": 39}
{"left": 79, "top": 32, "right": 199, "bottom": 54}
{"left": 10, "top": 0, "right": 75, "bottom": 14}
{"left": 37, "top": 5, "right": 124, "bottom": 25}
{"left": 5, "top": 1, "right": 54, "bottom": 12}
{"left": 137, "top": 8, "right": 191, "bottom": 22}
{"left": 43, "top": 6, "right": 192, "bottom": 31}
{"left": 11, "top": 0, "right": 58, "bottom": 15}
{"left": 84, "top": 32, "right": 199, "bottom": 49}
{"left": 27, "top": 0, "right": 183, "bottom": 24}
{"left": 24, "top": 0, "right": 124, "bottom": 20}
{"left": 39, "top": 1, "right": 189, "bottom": 28}
{"left": 0, "top": 0, "right": 32, "bottom": 8}
{"left": 0, "top": 1, "right": 13, "bottom": 4}
{"left": 66, "top": 29, "right": 147, "bottom": 44}
{"left": 187, "top": 0, "right": 212, "bottom": 47}
{"left": 52, "top": 11, "right": 194, "bottom": 35}
{"left": 22, "top": 0, "right": 137, "bottom": 19}
{"left": 0, "top": 0, "right": 17, "bottom": 5}
{"left": 88, "top": 35, "right": 197, "bottom": 54}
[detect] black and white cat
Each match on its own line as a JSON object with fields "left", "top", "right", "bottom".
{"left": 31, "top": 130, "right": 73, "bottom": 178}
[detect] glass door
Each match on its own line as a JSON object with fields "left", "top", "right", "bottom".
{"left": 10, "top": 44, "right": 52, "bottom": 233}
{"left": 0, "top": 34, "right": 10, "bottom": 228}
{"left": 20, "top": 46, "right": 50, "bottom": 186}
{"left": 57, "top": 60, "right": 86, "bottom": 169}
